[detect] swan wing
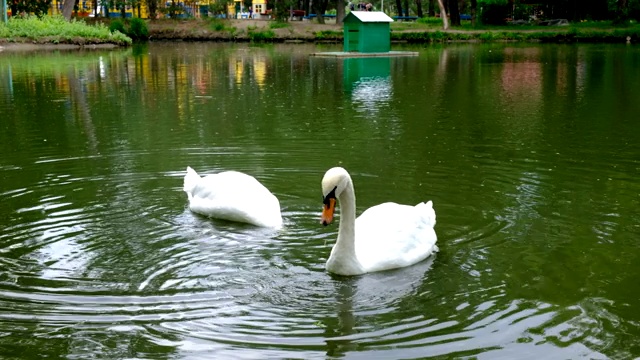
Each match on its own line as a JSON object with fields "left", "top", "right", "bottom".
{"left": 354, "top": 201, "right": 438, "bottom": 272}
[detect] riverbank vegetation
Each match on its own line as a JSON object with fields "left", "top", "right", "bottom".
{"left": 2, "top": 1, "right": 640, "bottom": 46}
{"left": 390, "top": 18, "right": 640, "bottom": 43}
{"left": 0, "top": 15, "right": 131, "bottom": 45}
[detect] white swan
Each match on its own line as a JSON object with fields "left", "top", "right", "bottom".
{"left": 321, "top": 167, "right": 438, "bottom": 276}
{"left": 183, "top": 166, "right": 283, "bottom": 228}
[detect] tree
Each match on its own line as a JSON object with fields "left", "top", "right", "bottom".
{"left": 448, "top": 0, "right": 460, "bottom": 25}
{"left": 146, "top": 0, "right": 159, "bottom": 18}
{"left": 312, "top": 0, "right": 329, "bottom": 23}
{"left": 615, "top": 0, "right": 629, "bottom": 22}
{"left": 470, "top": 0, "right": 476, "bottom": 25}
{"left": 436, "top": 0, "right": 448, "bottom": 28}
{"left": 416, "top": 0, "right": 424, "bottom": 17}
{"left": 336, "top": 0, "right": 344, "bottom": 25}
{"left": 395, "top": 0, "right": 403, "bottom": 16}
{"left": 10, "top": 0, "right": 53, "bottom": 17}
{"left": 61, "top": 0, "right": 75, "bottom": 19}
{"left": 209, "top": 0, "right": 233, "bottom": 17}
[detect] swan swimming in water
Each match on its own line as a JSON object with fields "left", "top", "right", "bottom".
{"left": 183, "top": 166, "right": 283, "bottom": 228}
{"left": 321, "top": 167, "right": 438, "bottom": 276}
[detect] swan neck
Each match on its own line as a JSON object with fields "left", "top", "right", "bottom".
{"left": 336, "top": 179, "right": 356, "bottom": 252}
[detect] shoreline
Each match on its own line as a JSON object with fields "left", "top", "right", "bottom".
{"left": 1, "top": 18, "right": 638, "bottom": 51}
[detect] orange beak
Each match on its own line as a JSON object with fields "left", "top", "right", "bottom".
{"left": 321, "top": 198, "right": 336, "bottom": 226}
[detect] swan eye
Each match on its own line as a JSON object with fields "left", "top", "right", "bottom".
{"left": 323, "top": 186, "right": 337, "bottom": 207}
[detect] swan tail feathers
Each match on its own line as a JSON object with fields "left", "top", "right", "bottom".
{"left": 417, "top": 200, "right": 436, "bottom": 228}
{"left": 183, "top": 166, "right": 201, "bottom": 199}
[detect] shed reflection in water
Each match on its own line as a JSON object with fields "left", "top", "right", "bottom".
{"left": 343, "top": 57, "right": 392, "bottom": 115}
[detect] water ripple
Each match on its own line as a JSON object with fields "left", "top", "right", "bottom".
{"left": 0, "top": 153, "right": 633, "bottom": 359}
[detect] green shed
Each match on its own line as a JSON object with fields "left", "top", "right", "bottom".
{"left": 343, "top": 11, "right": 394, "bottom": 53}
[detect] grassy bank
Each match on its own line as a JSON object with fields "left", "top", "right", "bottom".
{"left": 0, "top": 16, "right": 131, "bottom": 45}
{"left": 390, "top": 18, "right": 640, "bottom": 43}
{"left": 1, "top": 16, "right": 639, "bottom": 46}
{"left": 391, "top": 28, "right": 640, "bottom": 43}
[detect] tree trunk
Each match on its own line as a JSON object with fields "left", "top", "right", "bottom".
{"left": 428, "top": 0, "right": 434, "bottom": 17}
{"left": 313, "top": 0, "right": 328, "bottom": 24}
{"left": 436, "top": 0, "right": 448, "bottom": 29}
{"left": 62, "top": 0, "right": 75, "bottom": 20}
{"left": 336, "top": 0, "right": 344, "bottom": 25}
{"left": 395, "top": 0, "right": 403, "bottom": 17}
{"left": 146, "top": 0, "right": 157, "bottom": 19}
{"left": 617, "top": 0, "right": 628, "bottom": 19}
{"left": 448, "top": 0, "right": 459, "bottom": 26}
{"left": 470, "top": 0, "right": 476, "bottom": 26}
{"left": 416, "top": 0, "right": 423, "bottom": 18}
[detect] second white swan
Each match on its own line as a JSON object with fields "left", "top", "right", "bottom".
{"left": 321, "top": 167, "right": 438, "bottom": 276}
{"left": 184, "top": 166, "right": 283, "bottom": 228}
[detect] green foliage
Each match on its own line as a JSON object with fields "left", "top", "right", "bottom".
{"left": 478, "top": 31, "right": 498, "bottom": 41}
{"left": 0, "top": 15, "right": 131, "bottom": 44}
{"left": 128, "top": 18, "right": 149, "bottom": 40}
{"left": 389, "top": 25, "right": 640, "bottom": 43}
{"left": 416, "top": 17, "right": 442, "bottom": 26}
{"left": 208, "top": 0, "right": 233, "bottom": 17}
{"left": 272, "top": 1, "right": 291, "bottom": 22}
{"left": 109, "top": 19, "right": 127, "bottom": 34}
{"left": 160, "top": 1, "right": 188, "bottom": 18}
{"left": 11, "top": 0, "right": 52, "bottom": 17}
{"left": 269, "top": 21, "right": 290, "bottom": 29}
{"left": 478, "top": 0, "right": 507, "bottom": 4}
{"left": 207, "top": 18, "right": 236, "bottom": 34}
{"left": 247, "top": 29, "right": 275, "bottom": 41}
{"left": 108, "top": 18, "right": 148, "bottom": 41}
{"left": 209, "top": 18, "right": 226, "bottom": 31}
{"left": 391, "top": 30, "right": 473, "bottom": 42}
{"left": 314, "top": 30, "right": 342, "bottom": 40}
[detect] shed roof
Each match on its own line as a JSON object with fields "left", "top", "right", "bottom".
{"left": 345, "top": 11, "right": 394, "bottom": 23}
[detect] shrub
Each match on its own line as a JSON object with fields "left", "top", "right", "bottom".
{"left": 2, "top": 15, "right": 131, "bottom": 45}
{"left": 128, "top": 18, "right": 149, "bottom": 40}
{"left": 416, "top": 17, "right": 442, "bottom": 26}
{"left": 315, "top": 30, "right": 342, "bottom": 40}
{"left": 248, "top": 29, "right": 275, "bottom": 41}
{"left": 269, "top": 21, "right": 290, "bottom": 29}
{"left": 209, "top": 18, "right": 226, "bottom": 31}
{"left": 109, "top": 19, "right": 126, "bottom": 34}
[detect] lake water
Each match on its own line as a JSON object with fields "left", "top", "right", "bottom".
{"left": 0, "top": 41, "right": 639, "bottom": 359}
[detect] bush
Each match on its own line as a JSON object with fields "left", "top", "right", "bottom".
{"left": 128, "top": 18, "right": 148, "bottom": 40}
{"left": 416, "top": 17, "right": 442, "bottom": 26}
{"left": 12, "top": 0, "right": 52, "bottom": 17}
{"left": 209, "top": 18, "right": 226, "bottom": 31}
{"left": 1, "top": 15, "right": 131, "bottom": 45}
{"left": 248, "top": 29, "right": 275, "bottom": 41}
{"left": 314, "top": 30, "right": 342, "bottom": 40}
{"left": 269, "top": 21, "right": 290, "bottom": 29}
{"left": 109, "top": 19, "right": 126, "bottom": 34}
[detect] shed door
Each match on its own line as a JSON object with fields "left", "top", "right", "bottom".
{"left": 348, "top": 29, "right": 359, "bottom": 51}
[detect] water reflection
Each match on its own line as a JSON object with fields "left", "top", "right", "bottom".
{"left": 343, "top": 57, "right": 392, "bottom": 115}
{"left": 324, "top": 257, "right": 435, "bottom": 357}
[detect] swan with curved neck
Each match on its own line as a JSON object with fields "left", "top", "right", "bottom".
{"left": 321, "top": 167, "right": 438, "bottom": 276}
{"left": 184, "top": 166, "right": 282, "bottom": 228}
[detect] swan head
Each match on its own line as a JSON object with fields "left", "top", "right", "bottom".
{"left": 321, "top": 167, "right": 351, "bottom": 226}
